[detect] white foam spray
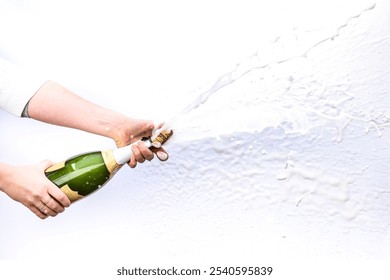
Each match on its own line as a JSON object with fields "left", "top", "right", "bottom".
{"left": 155, "top": 3, "right": 378, "bottom": 142}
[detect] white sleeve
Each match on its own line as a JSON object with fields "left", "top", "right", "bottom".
{"left": 0, "top": 57, "right": 47, "bottom": 117}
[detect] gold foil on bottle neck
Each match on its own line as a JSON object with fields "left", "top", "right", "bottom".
{"left": 101, "top": 149, "right": 122, "bottom": 176}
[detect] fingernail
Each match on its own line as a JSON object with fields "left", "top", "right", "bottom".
{"left": 157, "top": 151, "right": 168, "bottom": 161}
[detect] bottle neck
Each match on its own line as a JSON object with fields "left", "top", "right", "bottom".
{"left": 112, "top": 138, "right": 152, "bottom": 165}
{"left": 112, "top": 130, "right": 173, "bottom": 165}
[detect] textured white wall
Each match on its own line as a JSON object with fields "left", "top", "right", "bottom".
{"left": 0, "top": 0, "right": 389, "bottom": 275}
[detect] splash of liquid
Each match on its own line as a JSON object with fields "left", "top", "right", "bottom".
{"left": 153, "top": 3, "right": 377, "bottom": 140}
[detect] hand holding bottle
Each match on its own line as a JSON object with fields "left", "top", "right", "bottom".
{"left": 45, "top": 128, "right": 172, "bottom": 204}
{"left": 111, "top": 118, "right": 169, "bottom": 168}
{"left": 0, "top": 75, "right": 171, "bottom": 219}
{"left": 0, "top": 120, "right": 171, "bottom": 219}
{"left": 0, "top": 160, "right": 71, "bottom": 219}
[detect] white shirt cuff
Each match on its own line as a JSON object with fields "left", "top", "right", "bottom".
{"left": 0, "top": 57, "right": 47, "bottom": 117}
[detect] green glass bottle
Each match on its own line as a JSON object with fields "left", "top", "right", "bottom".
{"left": 45, "top": 130, "right": 172, "bottom": 203}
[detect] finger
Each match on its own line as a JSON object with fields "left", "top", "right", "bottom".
{"left": 151, "top": 147, "right": 169, "bottom": 161}
{"left": 43, "top": 195, "right": 65, "bottom": 214}
{"left": 39, "top": 204, "right": 58, "bottom": 218}
{"left": 39, "top": 159, "right": 56, "bottom": 170}
{"left": 147, "top": 122, "right": 158, "bottom": 135}
{"left": 31, "top": 205, "right": 48, "bottom": 220}
{"left": 141, "top": 121, "right": 156, "bottom": 136}
{"left": 39, "top": 159, "right": 71, "bottom": 208}
{"left": 138, "top": 142, "right": 154, "bottom": 161}
{"left": 46, "top": 183, "right": 71, "bottom": 208}
{"left": 131, "top": 121, "right": 155, "bottom": 141}
{"left": 153, "top": 122, "right": 164, "bottom": 130}
{"left": 128, "top": 155, "right": 137, "bottom": 168}
{"left": 35, "top": 200, "right": 57, "bottom": 217}
{"left": 131, "top": 144, "right": 145, "bottom": 164}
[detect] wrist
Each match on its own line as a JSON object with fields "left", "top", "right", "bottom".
{"left": 108, "top": 116, "right": 156, "bottom": 148}
{"left": 100, "top": 114, "right": 131, "bottom": 147}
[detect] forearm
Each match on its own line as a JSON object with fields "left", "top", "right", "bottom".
{"left": 0, "top": 162, "right": 12, "bottom": 193}
{"left": 26, "top": 80, "right": 165, "bottom": 164}
{"left": 28, "top": 81, "right": 127, "bottom": 141}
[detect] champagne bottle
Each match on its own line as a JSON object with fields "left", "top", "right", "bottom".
{"left": 45, "top": 130, "right": 173, "bottom": 203}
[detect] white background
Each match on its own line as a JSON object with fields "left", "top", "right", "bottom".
{"left": 0, "top": 0, "right": 389, "bottom": 279}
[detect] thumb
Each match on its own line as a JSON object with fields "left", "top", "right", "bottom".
{"left": 151, "top": 147, "right": 169, "bottom": 161}
{"left": 39, "top": 159, "right": 56, "bottom": 171}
